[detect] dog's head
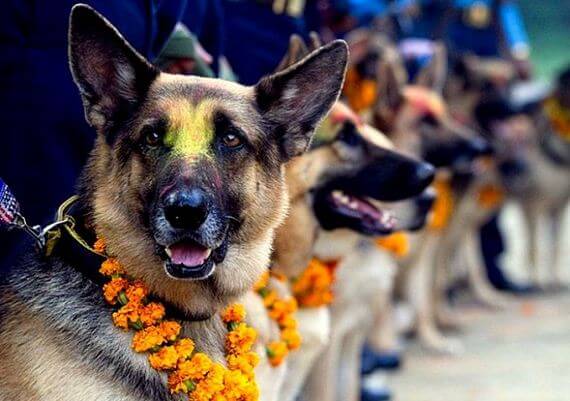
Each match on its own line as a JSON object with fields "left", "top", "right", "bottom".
{"left": 69, "top": 5, "right": 347, "bottom": 316}
{"left": 372, "top": 53, "right": 492, "bottom": 179}
{"left": 273, "top": 102, "right": 434, "bottom": 274}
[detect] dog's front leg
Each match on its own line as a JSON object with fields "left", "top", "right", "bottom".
{"left": 367, "top": 288, "right": 399, "bottom": 353}
{"left": 339, "top": 330, "right": 368, "bottom": 401}
{"left": 548, "top": 202, "right": 569, "bottom": 288}
{"left": 303, "top": 329, "right": 343, "bottom": 401}
{"left": 522, "top": 202, "right": 542, "bottom": 286}
{"left": 408, "top": 234, "right": 463, "bottom": 355}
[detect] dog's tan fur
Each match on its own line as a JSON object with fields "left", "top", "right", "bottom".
{"left": 0, "top": 6, "right": 348, "bottom": 401}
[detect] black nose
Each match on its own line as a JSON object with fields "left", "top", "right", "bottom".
{"left": 163, "top": 188, "right": 208, "bottom": 230}
{"left": 415, "top": 161, "right": 436, "bottom": 189}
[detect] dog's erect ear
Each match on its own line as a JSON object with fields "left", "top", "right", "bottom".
{"left": 256, "top": 40, "right": 348, "bottom": 161}
{"left": 376, "top": 61, "right": 402, "bottom": 111}
{"left": 414, "top": 42, "right": 447, "bottom": 93}
{"left": 68, "top": 4, "right": 158, "bottom": 131}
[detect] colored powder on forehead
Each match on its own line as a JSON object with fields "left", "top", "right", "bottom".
{"left": 163, "top": 99, "right": 216, "bottom": 158}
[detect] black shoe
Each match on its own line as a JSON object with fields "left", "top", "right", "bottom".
{"left": 361, "top": 345, "right": 402, "bottom": 374}
{"left": 361, "top": 386, "right": 392, "bottom": 401}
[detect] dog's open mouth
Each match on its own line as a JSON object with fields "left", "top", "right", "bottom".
{"left": 314, "top": 189, "right": 397, "bottom": 235}
{"left": 162, "top": 239, "right": 216, "bottom": 280}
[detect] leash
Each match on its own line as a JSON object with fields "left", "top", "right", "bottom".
{"left": 0, "top": 178, "right": 104, "bottom": 257}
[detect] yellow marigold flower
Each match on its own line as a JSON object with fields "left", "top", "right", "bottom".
{"left": 99, "top": 258, "right": 124, "bottom": 277}
{"left": 222, "top": 304, "right": 246, "bottom": 324}
{"left": 226, "top": 352, "right": 259, "bottom": 376}
{"left": 221, "top": 370, "right": 251, "bottom": 401}
{"left": 266, "top": 341, "right": 288, "bottom": 367}
{"left": 139, "top": 302, "right": 165, "bottom": 327}
{"left": 178, "top": 353, "right": 213, "bottom": 381}
{"left": 262, "top": 291, "right": 277, "bottom": 308}
{"left": 253, "top": 270, "right": 270, "bottom": 291}
{"left": 102, "top": 277, "right": 129, "bottom": 305}
{"left": 159, "top": 321, "right": 181, "bottom": 341}
{"left": 149, "top": 345, "right": 179, "bottom": 371}
{"left": 93, "top": 238, "right": 106, "bottom": 253}
{"left": 278, "top": 315, "right": 298, "bottom": 330}
{"left": 132, "top": 325, "right": 168, "bottom": 352}
{"left": 174, "top": 338, "right": 195, "bottom": 362}
{"left": 125, "top": 280, "right": 148, "bottom": 303}
{"left": 226, "top": 323, "right": 257, "bottom": 355}
{"left": 281, "top": 329, "right": 302, "bottom": 351}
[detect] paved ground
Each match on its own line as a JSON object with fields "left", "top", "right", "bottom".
{"left": 389, "top": 203, "right": 570, "bottom": 401}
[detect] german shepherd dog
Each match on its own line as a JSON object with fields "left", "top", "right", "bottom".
{"left": 270, "top": 35, "right": 436, "bottom": 401}
{"left": 344, "top": 33, "right": 494, "bottom": 355}
{"left": 0, "top": 5, "right": 349, "bottom": 401}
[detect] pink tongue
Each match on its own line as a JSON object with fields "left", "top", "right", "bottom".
{"left": 168, "top": 242, "right": 210, "bottom": 267}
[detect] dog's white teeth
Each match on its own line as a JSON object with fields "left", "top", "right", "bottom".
{"left": 165, "top": 247, "right": 172, "bottom": 258}
{"left": 332, "top": 190, "right": 343, "bottom": 200}
{"left": 348, "top": 201, "right": 358, "bottom": 209}
{"left": 204, "top": 249, "right": 212, "bottom": 258}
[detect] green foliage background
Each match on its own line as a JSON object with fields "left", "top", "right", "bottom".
{"left": 519, "top": 0, "right": 570, "bottom": 80}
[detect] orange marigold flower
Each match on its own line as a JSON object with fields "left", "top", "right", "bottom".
{"left": 278, "top": 315, "right": 298, "bottom": 330}
{"left": 261, "top": 291, "right": 277, "bottom": 308}
{"left": 226, "top": 323, "right": 257, "bottom": 355}
{"left": 132, "top": 325, "right": 168, "bottom": 352}
{"left": 168, "top": 371, "right": 190, "bottom": 394}
{"left": 125, "top": 280, "right": 148, "bottom": 303}
{"left": 178, "top": 353, "right": 213, "bottom": 381}
{"left": 93, "top": 238, "right": 106, "bottom": 254}
{"left": 221, "top": 370, "right": 251, "bottom": 401}
{"left": 99, "top": 258, "right": 124, "bottom": 277}
{"left": 375, "top": 232, "right": 410, "bottom": 258}
{"left": 159, "top": 321, "right": 181, "bottom": 341}
{"left": 226, "top": 352, "right": 259, "bottom": 376}
{"left": 281, "top": 329, "right": 302, "bottom": 350}
{"left": 112, "top": 301, "right": 143, "bottom": 330}
{"left": 174, "top": 338, "right": 195, "bottom": 362}
{"left": 266, "top": 341, "right": 288, "bottom": 367}
{"left": 149, "top": 345, "right": 179, "bottom": 371}
{"left": 477, "top": 184, "right": 504, "bottom": 209}
{"left": 103, "top": 277, "right": 129, "bottom": 305}
{"left": 253, "top": 270, "right": 270, "bottom": 291}
{"left": 139, "top": 302, "right": 165, "bottom": 327}
{"left": 222, "top": 304, "right": 246, "bottom": 324}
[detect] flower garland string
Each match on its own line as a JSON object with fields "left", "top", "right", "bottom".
{"left": 94, "top": 238, "right": 260, "bottom": 401}
{"left": 544, "top": 97, "right": 570, "bottom": 141}
{"left": 428, "top": 175, "right": 454, "bottom": 230}
{"left": 291, "top": 258, "right": 338, "bottom": 308}
{"left": 253, "top": 271, "right": 302, "bottom": 367}
{"left": 375, "top": 232, "right": 410, "bottom": 258}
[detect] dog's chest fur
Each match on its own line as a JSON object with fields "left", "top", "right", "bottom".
{"left": 0, "top": 253, "right": 228, "bottom": 401}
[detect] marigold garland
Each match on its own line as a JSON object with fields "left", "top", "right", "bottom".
{"left": 429, "top": 176, "right": 454, "bottom": 230}
{"left": 375, "top": 232, "right": 410, "bottom": 257}
{"left": 291, "top": 258, "right": 338, "bottom": 308}
{"left": 95, "top": 238, "right": 259, "bottom": 401}
{"left": 253, "top": 270, "right": 302, "bottom": 366}
{"left": 544, "top": 97, "right": 570, "bottom": 141}
{"left": 476, "top": 184, "right": 504, "bottom": 209}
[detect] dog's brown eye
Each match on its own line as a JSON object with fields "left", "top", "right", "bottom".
{"left": 145, "top": 130, "right": 162, "bottom": 147}
{"left": 222, "top": 133, "right": 242, "bottom": 148}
